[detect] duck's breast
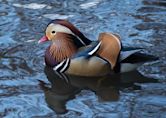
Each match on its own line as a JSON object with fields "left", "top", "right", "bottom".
{"left": 45, "top": 47, "right": 58, "bottom": 67}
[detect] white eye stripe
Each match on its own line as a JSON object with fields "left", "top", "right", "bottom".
{"left": 48, "top": 23, "right": 86, "bottom": 46}
{"left": 50, "top": 24, "right": 73, "bottom": 34}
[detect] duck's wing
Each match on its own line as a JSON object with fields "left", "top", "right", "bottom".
{"left": 72, "top": 41, "right": 101, "bottom": 58}
{"left": 121, "top": 46, "right": 143, "bottom": 51}
{"left": 118, "top": 48, "right": 158, "bottom": 73}
{"left": 119, "top": 48, "right": 142, "bottom": 63}
{"left": 115, "top": 47, "right": 158, "bottom": 73}
{"left": 119, "top": 48, "right": 158, "bottom": 63}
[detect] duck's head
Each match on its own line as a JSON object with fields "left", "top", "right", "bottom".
{"left": 38, "top": 19, "right": 91, "bottom": 47}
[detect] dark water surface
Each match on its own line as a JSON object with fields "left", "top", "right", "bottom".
{"left": 0, "top": 0, "right": 166, "bottom": 118}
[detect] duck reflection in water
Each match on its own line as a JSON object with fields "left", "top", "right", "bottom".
{"left": 39, "top": 66, "right": 158, "bottom": 114}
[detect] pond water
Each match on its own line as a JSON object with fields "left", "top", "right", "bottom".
{"left": 0, "top": 0, "right": 166, "bottom": 118}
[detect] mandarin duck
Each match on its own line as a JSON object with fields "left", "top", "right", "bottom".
{"left": 38, "top": 19, "right": 158, "bottom": 76}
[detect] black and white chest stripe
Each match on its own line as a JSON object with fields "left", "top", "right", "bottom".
{"left": 53, "top": 58, "right": 70, "bottom": 72}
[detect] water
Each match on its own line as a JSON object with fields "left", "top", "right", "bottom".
{"left": 0, "top": 0, "right": 166, "bottom": 117}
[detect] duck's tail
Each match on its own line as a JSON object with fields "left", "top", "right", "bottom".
{"left": 97, "top": 32, "right": 121, "bottom": 69}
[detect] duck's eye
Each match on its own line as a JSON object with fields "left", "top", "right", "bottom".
{"left": 52, "top": 31, "right": 56, "bottom": 34}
